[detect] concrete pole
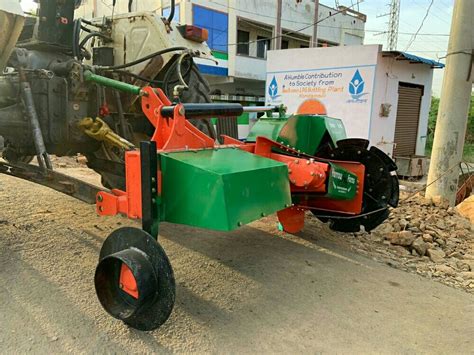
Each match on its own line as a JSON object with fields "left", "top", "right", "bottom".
{"left": 275, "top": 0, "right": 282, "bottom": 50}
{"left": 311, "top": 0, "right": 319, "bottom": 47}
{"left": 425, "top": 0, "right": 473, "bottom": 205}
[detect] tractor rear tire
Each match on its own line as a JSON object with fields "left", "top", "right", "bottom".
{"left": 88, "top": 62, "right": 215, "bottom": 190}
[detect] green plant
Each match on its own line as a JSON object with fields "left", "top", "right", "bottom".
{"left": 426, "top": 95, "right": 474, "bottom": 162}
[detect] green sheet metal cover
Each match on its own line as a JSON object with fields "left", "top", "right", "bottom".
{"left": 247, "top": 115, "right": 347, "bottom": 155}
{"left": 324, "top": 117, "right": 347, "bottom": 146}
{"left": 276, "top": 115, "right": 327, "bottom": 154}
{"left": 246, "top": 117, "right": 287, "bottom": 143}
{"left": 160, "top": 148, "right": 291, "bottom": 231}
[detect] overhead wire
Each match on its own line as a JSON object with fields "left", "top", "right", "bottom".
{"left": 208, "top": 0, "right": 449, "bottom": 37}
{"left": 403, "top": 0, "right": 435, "bottom": 51}
{"left": 412, "top": 0, "right": 451, "bottom": 25}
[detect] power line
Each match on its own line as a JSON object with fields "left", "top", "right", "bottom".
{"left": 211, "top": 0, "right": 449, "bottom": 37}
{"left": 412, "top": 0, "right": 450, "bottom": 25}
{"left": 404, "top": 0, "right": 435, "bottom": 51}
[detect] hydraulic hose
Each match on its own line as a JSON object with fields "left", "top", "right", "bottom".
{"left": 99, "top": 47, "right": 188, "bottom": 70}
{"left": 167, "top": 0, "right": 175, "bottom": 23}
{"left": 79, "top": 32, "right": 112, "bottom": 49}
{"left": 72, "top": 18, "right": 82, "bottom": 59}
{"left": 176, "top": 52, "right": 190, "bottom": 89}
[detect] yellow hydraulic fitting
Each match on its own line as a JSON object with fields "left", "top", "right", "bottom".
{"left": 78, "top": 117, "right": 135, "bottom": 150}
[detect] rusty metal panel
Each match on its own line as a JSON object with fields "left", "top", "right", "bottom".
{"left": 393, "top": 84, "right": 423, "bottom": 156}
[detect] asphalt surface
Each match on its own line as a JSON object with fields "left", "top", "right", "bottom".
{"left": 0, "top": 171, "right": 473, "bottom": 353}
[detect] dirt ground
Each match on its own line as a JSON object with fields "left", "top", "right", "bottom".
{"left": 1, "top": 164, "right": 473, "bottom": 353}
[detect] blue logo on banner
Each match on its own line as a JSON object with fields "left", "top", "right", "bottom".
{"left": 348, "top": 69, "right": 368, "bottom": 101}
{"left": 268, "top": 76, "right": 280, "bottom": 100}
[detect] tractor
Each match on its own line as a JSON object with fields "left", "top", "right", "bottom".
{"left": 0, "top": 0, "right": 399, "bottom": 331}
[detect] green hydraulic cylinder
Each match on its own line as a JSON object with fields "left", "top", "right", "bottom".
{"left": 83, "top": 70, "right": 144, "bottom": 96}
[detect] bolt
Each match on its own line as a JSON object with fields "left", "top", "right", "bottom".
{"left": 261, "top": 212, "right": 266, "bottom": 217}
{"left": 288, "top": 169, "right": 292, "bottom": 174}
{"left": 379, "top": 167, "right": 384, "bottom": 172}
{"left": 357, "top": 150, "right": 361, "bottom": 154}
{"left": 97, "top": 194, "right": 103, "bottom": 202}
{"left": 310, "top": 172, "right": 315, "bottom": 176}
{"left": 152, "top": 188, "right": 157, "bottom": 194}
{"left": 119, "top": 283, "right": 123, "bottom": 289}
{"left": 306, "top": 161, "right": 310, "bottom": 165}
{"left": 285, "top": 204, "right": 290, "bottom": 208}
{"left": 382, "top": 195, "right": 386, "bottom": 200}
{"left": 152, "top": 198, "right": 156, "bottom": 203}
{"left": 151, "top": 177, "right": 156, "bottom": 183}
{"left": 238, "top": 222, "right": 243, "bottom": 226}
{"left": 294, "top": 159, "right": 299, "bottom": 164}
{"left": 291, "top": 179, "right": 296, "bottom": 184}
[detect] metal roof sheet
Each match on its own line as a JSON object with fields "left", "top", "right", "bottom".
{"left": 382, "top": 51, "right": 445, "bottom": 68}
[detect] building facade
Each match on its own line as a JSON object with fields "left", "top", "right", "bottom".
{"left": 76, "top": 0, "right": 366, "bottom": 103}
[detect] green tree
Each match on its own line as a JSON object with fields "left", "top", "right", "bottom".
{"left": 426, "top": 95, "right": 473, "bottom": 162}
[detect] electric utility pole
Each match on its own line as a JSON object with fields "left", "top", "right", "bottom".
{"left": 425, "top": 0, "right": 473, "bottom": 205}
{"left": 375, "top": 0, "right": 400, "bottom": 50}
{"left": 275, "top": 0, "right": 283, "bottom": 49}
{"left": 311, "top": 0, "right": 319, "bottom": 47}
{"left": 387, "top": 0, "right": 400, "bottom": 50}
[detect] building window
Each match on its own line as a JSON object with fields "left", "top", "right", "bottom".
{"left": 300, "top": 44, "right": 309, "bottom": 48}
{"left": 237, "top": 30, "right": 250, "bottom": 55}
{"left": 257, "top": 36, "right": 271, "bottom": 59}
{"left": 193, "top": 5, "right": 228, "bottom": 53}
{"left": 162, "top": 4, "right": 180, "bottom": 22}
{"left": 281, "top": 40, "right": 289, "bottom": 49}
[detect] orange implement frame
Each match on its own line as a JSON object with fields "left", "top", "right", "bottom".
{"left": 96, "top": 87, "right": 215, "bottom": 220}
{"left": 141, "top": 87, "right": 214, "bottom": 150}
{"left": 94, "top": 87, "right": 365, "bottom": 235}
{"left": 96, "top": 151, "right": 142, "bottom": 219}
{"left": 222, "top": 135, "right": 366, "bottom": 232}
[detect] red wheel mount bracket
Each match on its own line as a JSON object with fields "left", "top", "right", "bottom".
{"left": 277, "top": 207, "right": 306, "bottom": 234}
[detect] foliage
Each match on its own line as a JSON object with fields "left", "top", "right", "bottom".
{"left": 426, "top": 95, "right": 474, "bottom": 162}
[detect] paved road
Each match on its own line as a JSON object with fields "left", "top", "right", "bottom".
{"left": 0, "top": 173, "right": 473, "bottom": 353}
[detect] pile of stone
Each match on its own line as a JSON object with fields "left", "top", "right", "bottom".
{"left": 353, "top": 193, "right": 474, "bottom": 292}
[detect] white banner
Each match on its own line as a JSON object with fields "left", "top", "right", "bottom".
{"left": 265, "top": 45, "right": 380, "bottom": 139}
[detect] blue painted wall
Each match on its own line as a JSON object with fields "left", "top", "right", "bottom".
{"left": 193, "top": 5, "right": 228, "bottom": 53}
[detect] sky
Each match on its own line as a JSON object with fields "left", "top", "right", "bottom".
{"left": 19, "top": 0, "right": 453, "bottom": 95}
{"left": 345, "top": 0, "right": 453, "bottom": 96}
